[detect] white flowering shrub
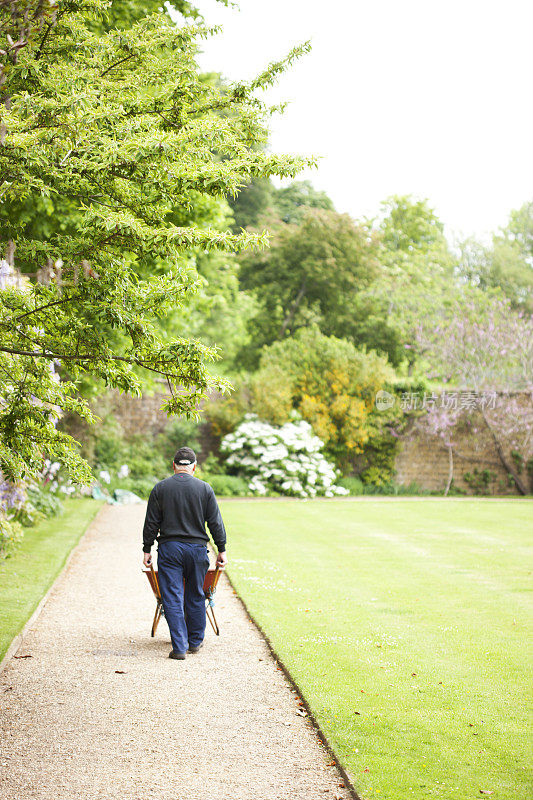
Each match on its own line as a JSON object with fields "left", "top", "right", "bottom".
{"left": 221, "top": 415, "right": 350, "bottom": 498}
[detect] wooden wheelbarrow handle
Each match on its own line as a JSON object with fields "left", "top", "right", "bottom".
{"left": 150, "top": 562, "right": 161, "bottom": 600}
{"left": 143, "top": 562, "right": 224, "bottom": 637}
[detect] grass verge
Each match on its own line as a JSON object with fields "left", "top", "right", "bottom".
{"left": 220, "top": 498, "right": 533, "bottom": 800}
{"left": 0, "top": 498, "right": 103, "bottom": 662}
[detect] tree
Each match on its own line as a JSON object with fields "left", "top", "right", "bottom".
{"left": 360, "top": 195, "right": 458, "bottom": 372}
{"left": 238, "top": 207, "right": 379, "bottom": 363}
{"left": 0, "top": 0, "right": 313, "bottom": 481}
{"left": 91, "top": 0, "right": 203, "bottom": 31}
{"left": 173, "top": 246, "right": 257, "bottom": 369}
{"left": 456, "top": 201, "right": 533, "bottom": 312}
{"left": 414, "top": 291, "right": 533, "bottom": 494}
{"left": 228, "top": 177, "right": 333, "bottom": 232}
{"left": 250, "top": 328, "right": 394, "bottom": 470}
{"left": 271, "top": 180, "right": 334, "bottom": 224}
{"left": 227, "top": 177, "right": 274, "bottom": 233}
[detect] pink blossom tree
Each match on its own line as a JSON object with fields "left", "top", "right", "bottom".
{"left": 414, "top": 291, "right": 533, "bottom": 495}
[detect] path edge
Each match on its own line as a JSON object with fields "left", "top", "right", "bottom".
{"left": 0, "top": 503, "right": 107, "bottom": 675}
{"left": 222, "top": 569, "right": 362, "bottom": 800}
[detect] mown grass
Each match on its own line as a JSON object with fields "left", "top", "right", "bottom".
{"left": 0, "top": 498, "right": 102, "bottom": 662}
{"left": 220, "top": 498, "right": 533, "bottom": 800}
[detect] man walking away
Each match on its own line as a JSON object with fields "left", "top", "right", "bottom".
{"left": 142, "top": 447, "right": 227, "bottom": 660}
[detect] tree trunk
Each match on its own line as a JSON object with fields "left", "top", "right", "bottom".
{"left": 480, "top": 409, "right": 528, "bottom": 495}
{"left": 444, "top": 444, "right": 454, "bottom": 496}
{"left": 278, "top": 281, "right": 307, "bottom": 338}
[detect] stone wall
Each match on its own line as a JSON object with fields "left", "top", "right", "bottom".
{"left": 394, "top": 395, "right": 532, "bottom": 495}
{"left": 394, "top": 422, "right": 512, "bottom": 494}
{"left": 94, "top": 389, "right": 216, "bottom": 460}
{"left": 106, "top": 390, "right": 170, "bottom": 439}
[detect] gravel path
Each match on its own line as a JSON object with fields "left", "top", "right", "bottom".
{"left": 0, "top": 504, "right": 353, "bottom": 800}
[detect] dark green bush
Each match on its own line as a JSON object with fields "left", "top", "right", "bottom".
{"left": 156, "top": 418, "right": 201, "bottom": 460}
{"left": 337, "top": 476, "right": 364, "bottom": 495}
{"left": 447, "top": 480, "right": 467, "bottom": 496}
{"left": 362, "top": 481, "right": 430, "bottom": 496}
{"left": 205, "top": 474, "right": 249, "bottom": 497}
{"left": 92, "top": 418, "right": 128, "bottom": 469}
{"left": 118, "top": 476, "right": 159, "bottom": 500}
{"left": 463, "top": 468, "right": 496, "bottom": 495}
{"left": 25, "top": 485, "right": 64, "bottom": 522}
{"left": 0, "top": 517, "right": 23, "bottom": 560}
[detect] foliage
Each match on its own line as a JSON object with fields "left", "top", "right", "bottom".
{"left": 177, "top": 247, "right": 257, "bottom": 368}
{"left": 463, "top": 468, "right": 497, "bottom": 495}
{"left": 228, "top": 177, "right": 275, "bottom": 232}
{"left": 221, "top": 414, "right": 349, "bottom": 498}
{"left": 0, "top": 457, "right": 70, "bottom": 541}
{"left": 70, "top": 408, "right": 203, "bottom": 499}
{"left": 361, "top": 195, "right": 458, "bottom": 370}
{"left": 228, "top": 177, "right": 333, "bottom": 232}
{"left": 251, "top": 328, "right": 395, "bottom": 470}
{"left": 92, "top": 0, "right": 204, "bottom": 31}
{"left": 456, "top": 200, "right": 533, "bottom": 312}
{"left": 89, "top": 426, "right": 167, "bottom": 499}
{"left": 234, "top": 193, "right": 462, "bottom": 370}
{"left": 203, "top": 380, "right": 252, "bottom": 438}
{"left": 0, "top": 0, "right": 313, "bottom": 483}
{"left": 0, "top": 516, "right": 23, "bottom": 559}
{"left": 378, "top": 195, "right": 450, "bottom": 253}
{"left": 357, "top": 432, "right": 399, "bottom": 487}
{"left": 238, "top": 208, "right": 380, "bottom": 362}
{"left": 336, "top": 475, "right": 364, "bottom": 495}
{"left": 0, "top": 474, "right": 25, "bottom": 557}
{"left": 270, "top": 180, "right": 334, "bottom": 224}
{"left": 416, "top": 290, "right": 532, "bottom": 391}
{"left": 25, "top": 483, "right": 64, "bottom": 520}
{"left": 360, "top": 480, "right": 430, "bottom": 495}
{"left": 201, "top": 473, "right": 249, "bottom": 497}
{"left": 157, "top": 416, "right": 202, "bottom": 461}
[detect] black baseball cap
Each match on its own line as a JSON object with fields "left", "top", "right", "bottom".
{"left": 173, "top": 446, "right": 197, "bottom": 465}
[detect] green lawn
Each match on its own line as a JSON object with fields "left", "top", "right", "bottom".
{"left": 0, "top": 498, "right": 102, "bottom": 662}
{"left": 220, "top": 498, "right": 533, "bottom": 800}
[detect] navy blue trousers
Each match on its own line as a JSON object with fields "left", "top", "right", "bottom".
{"left": 157, "top": 540, "right": 210, "bottom": 654}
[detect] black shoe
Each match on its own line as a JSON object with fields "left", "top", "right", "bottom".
{"left": 169, "top": 650, "right": 186, "bottom": 660}
{"left": 188, "top": 642, "right": 204, "bottom": 654}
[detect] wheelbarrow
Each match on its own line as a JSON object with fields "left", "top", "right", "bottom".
{"left": 142, "top": 562, "right": 223, "bottom": 637}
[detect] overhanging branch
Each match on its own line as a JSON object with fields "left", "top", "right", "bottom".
{"left": 0, "top": 345, "right": 198, "bottom": 382}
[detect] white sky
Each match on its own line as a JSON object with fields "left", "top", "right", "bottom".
{"left": 175, "top": 0, "right": 533, "bottom": 241}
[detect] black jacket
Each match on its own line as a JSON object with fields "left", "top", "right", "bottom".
{"left": 142, "top": 473, "right": 226, "bottom": 554}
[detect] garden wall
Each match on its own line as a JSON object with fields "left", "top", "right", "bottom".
{"left": 394, "top": 392, "right": 531, "bottom": 495}
{"left": 394, "top": 422, "right": 514, "bottom": 495}
{"left": 95, "top": 388, "right": 217, "bottom": 459}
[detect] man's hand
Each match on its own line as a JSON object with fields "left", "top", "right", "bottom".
{"left": 143, "top": 552, "right": 152, "bottom": 568}
{"left": 216, "top": 551, "right": 227, "bottom": 568}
